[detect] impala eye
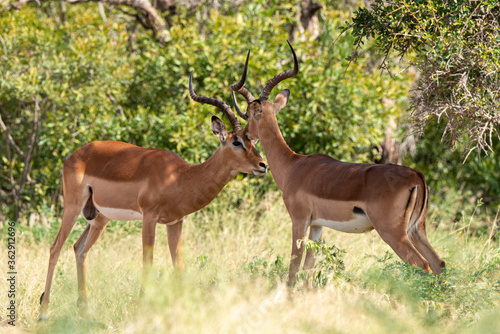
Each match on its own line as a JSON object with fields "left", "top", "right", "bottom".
{"left": 232, "top": 141, "right": 242, "bottom": 147}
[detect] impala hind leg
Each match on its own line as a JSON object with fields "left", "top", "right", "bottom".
{"left": 39, "top": 205, "right": 82, "bottom": 320}
{"left": 408, "top": 219, "right": 445, "bottom": 274}
{"left": 74, "top": 214, "right": 110, "bottom": 311}
{"left": 167, "top": 219, "right": 184, "bottom": 271}
{"left": 142, "top": 215, "right": 158, "bottom": 282}
{"left": 376, "top": 226, "right": 431, "bottom": 273}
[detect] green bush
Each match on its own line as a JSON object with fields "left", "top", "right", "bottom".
{"left": 0, "top": 2, "right": 414, "bottom": 220}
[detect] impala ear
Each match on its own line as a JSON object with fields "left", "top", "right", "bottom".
{"left": 211, "top": 116, "right": 227, "bottom": 143}
{"left": 248, "top": 100, "right": 263, "bottom": 120}
{"left": 274, "top": 89, "right": 290, "bottom": 114}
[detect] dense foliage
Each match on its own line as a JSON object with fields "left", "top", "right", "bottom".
{"left": 348, "top": 0, "right": 500, "bottom": 153}
{"left": 0, "top": 1, "right": 414, "bottom": 220}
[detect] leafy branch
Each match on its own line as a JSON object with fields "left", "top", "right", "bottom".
{"left": 347, "top": 0, "right": 500, "bottom": 155}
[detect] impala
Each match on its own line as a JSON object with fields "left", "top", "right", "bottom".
{"left": 231, "top": 42, "right": 445, "bottom": 285}
{"left": 39, "top": 72, "right": 267, "bottom": 319}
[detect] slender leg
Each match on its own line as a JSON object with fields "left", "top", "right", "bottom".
{"left": 73, "top": 224, "right": 91, "bottom": 254}
{"left": 142, "top": 215, "right": 158, "bottom": 281}
{"left": 167, "top": 219, "right": 184, "bottom": 271}
{"left": 39, "top": 205, "right": 81, "bottom": 320}
{"left": 288, "top": 217, "right": 308, "bottom": 286}
{"left": 74, "top": 214, "right": 109, "bottom": 311}
{"left": 377, "top": 227, "right": 431, "bottom": 273}
{"left": 303, "top": 225, "right": 324, "bottom": 271}
{"left": 408, "top": 219, "right": 445, "bottom": 274}
{"left": 367, "top": 195, "right": 431, "bottom": 273}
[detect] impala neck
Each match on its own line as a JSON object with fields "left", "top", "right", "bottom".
{"left": 258, "top": 115, "right": 299, "bottom": 190}
{"left": 182, "top": 147, "right": 236, "bottom": 212}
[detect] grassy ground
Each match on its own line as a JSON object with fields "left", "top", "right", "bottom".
{"left": 1, "top": 190, "right": 499, "bottom": 333}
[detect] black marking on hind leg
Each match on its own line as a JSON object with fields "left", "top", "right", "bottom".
{"left": 40, "top": 292, "right": 45, "bottom": 305}
{"left": 83, "top": 186, "right": 98, "bottom": 220}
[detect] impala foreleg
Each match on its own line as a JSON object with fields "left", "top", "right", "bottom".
{"left": 74, "top": 214, "right": 109, "bottom": 310}
{"left": 288, "top": 217, "right": 308, "bottom": 286}
{"left": 167, "top": 219, "right": 184, "bottom": 271}
{"left": 142, "top": 215, "right": 158, "bottom": 280}
{"left": 39, "top": 205, "right": 81, "bottom": 320}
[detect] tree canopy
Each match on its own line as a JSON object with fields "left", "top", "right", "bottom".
{"left": 348, "top": 0, "right": 500, "bottom": 155}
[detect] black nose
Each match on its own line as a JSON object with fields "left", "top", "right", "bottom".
{"left": 259, "top": 162, "right": 267, "bottom": 169}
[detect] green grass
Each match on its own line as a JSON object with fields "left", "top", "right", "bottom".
{"left": 1, "top": 191, "right": 499, "bottom": 333}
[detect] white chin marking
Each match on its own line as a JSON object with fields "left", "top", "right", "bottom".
{"left": 253, "top": 169, "right": 266, "bottom": 176}
{"left": 93, "top": 203, "right": 143, "bottom": 221}
{"left": 312, "top": 214, "right": 373, "bottom": 233}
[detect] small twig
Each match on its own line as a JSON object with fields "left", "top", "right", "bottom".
{"left": 343, "top": 40, "right": 362, "bottom": 79}
{"left": 462, "top": 145, "right": 477, "bottom": 163}
{"left": 378, "top": 14, "right": 404, "bottom": 74}
{"left": 393, "top": 32, "right": 423, "bottom": 39}
{"left": 401, "top": 1, "right": 435, "bottom": 46}
{"left": 0, "top": 110, "right": 25, "bottom": 157}
{"left": 71, "top": 124, "right": 93, "bottom": 140}
{"left": 18, "top": 96, "right": 41, "bottom": 200}
{"left": 98, "top": 1, "right": 107, "bottom": 22}
{"left": 0, "top": 33, "right": 8, "bottom": 60}
{"left": 428, "top": 2, "right": 445, "bottom": 45}
{"left": 329, "top": 22, "right": 353, "bottom": 50}
{"left": 127, "top": 22, "right": 139, "bottom": 50}
{"left": 59, "top": 0, "right": 67, "bottom": 24}
{"left": 4, "top": 119, "right": 17, "bottom": 218}
{"left": 68, "top": 116, "right": 78, "bottom": 148}
{"left": 114, "top": 5, "right": 137, "bottom": 17}
{"left": 106, "top": 91, "right": 125, "bottom": 117}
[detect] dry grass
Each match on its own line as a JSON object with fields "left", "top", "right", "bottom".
{"left": 1, "top": 191, "right": 499, "bottom": 333}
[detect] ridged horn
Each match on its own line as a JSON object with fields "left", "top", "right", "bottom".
{"left": 259, "top": 40, "right": 299, "bottom": 101}
{"left": 232, "top": 90, "right": 247, "bottom": 121}
{"left": 231, "top": 49, "right": 256, "bottom": 104}
{"left": 189, "top": 71, "right": 242, "bottom": 132}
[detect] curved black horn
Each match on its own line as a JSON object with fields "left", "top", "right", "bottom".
{"left": 259, "top": 40, "right": 299, "bottom": 101}
{"left": 231, "top": 49, "right": 255, "bottom": 104}
{"left": 189, "top": 71, "right": 242, "bottom": 132}
{"left": 232, "top": 90, "right": 248, "bottom": 121}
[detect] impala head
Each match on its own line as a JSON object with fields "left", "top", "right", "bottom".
{"left": 231, "top": 41, "right": 298, "bottom": 140}
{"left": 189, "top": 71, "right": 267, "bottom": 176}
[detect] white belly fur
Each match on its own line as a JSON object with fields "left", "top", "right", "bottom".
{"left": 93, "top": 203, "right": 143, "bottom": 221}
{"left": 312, "top": 214, "right": 373, "bottom": 233}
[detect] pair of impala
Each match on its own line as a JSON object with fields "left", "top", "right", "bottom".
{"left": 39, "top": 42, "right": 445, "bottom": 320}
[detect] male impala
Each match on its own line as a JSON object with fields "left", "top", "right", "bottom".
{"left": 39, "top": 72, "right": 267, "bottom": 319}
{"left": 231, "top": 42, "right": 445, "bottom": 285}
